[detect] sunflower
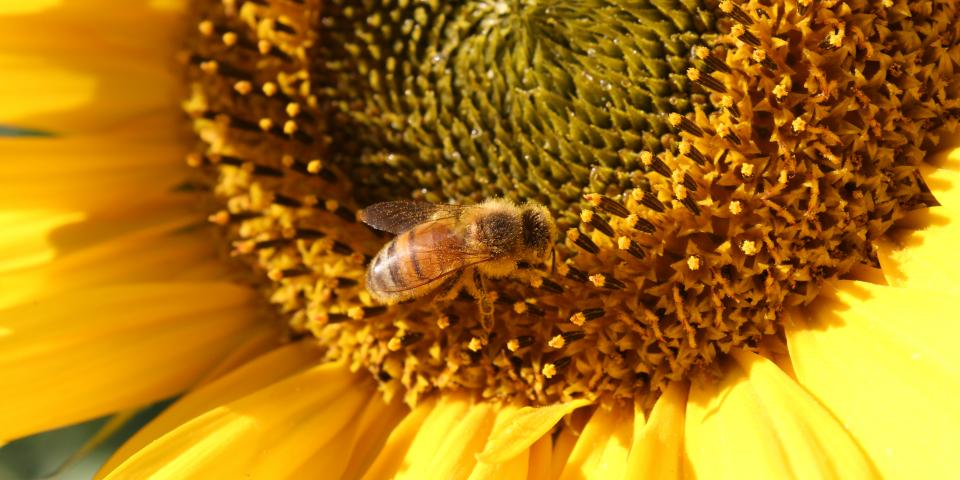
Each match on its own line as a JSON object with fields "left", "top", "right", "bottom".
{"left": 3, "top": 0, "right": 960, "bottom": 478}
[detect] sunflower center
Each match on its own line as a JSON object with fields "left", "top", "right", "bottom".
{"left": 183, "top": 0, "right": 958, "bottom": 406}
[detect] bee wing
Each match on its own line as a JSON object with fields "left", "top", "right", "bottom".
{"left": 359, "top": 200, "right": 473, "bottom": 234}
{"left": 375, "top": 220, "right": 497, "bottom": 294}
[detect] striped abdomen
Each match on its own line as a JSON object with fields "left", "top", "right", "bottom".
{"left": 366, "top": 220, "right": 468, "bottom": 303}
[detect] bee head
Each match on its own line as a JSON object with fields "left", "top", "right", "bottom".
{"left": 520, "top": 204, "right": 556, "bottom": 258}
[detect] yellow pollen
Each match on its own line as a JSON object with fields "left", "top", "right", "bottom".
{"left": 617, "top": 236, "right": 632, "bottom": 250}
{"left": 694, "top": 46, "right": 710, "bottom": 59}
{"left": 589, "top": 274, "right": 606, "bottom": 287}
{"left": 674, "top": 184, "right": 688, "bottom": 200}
{"left": 513, "top": 302, "right": 528, "bottom": 314}
{"left": 687, "top": 256, "right": 702, "bottom": 271}
{"left": 283, "top": 120, "right": 298, "bottom": 134}
{"left": 529, "top": 277, "right": 544, "bottom": 288}
{"left": 388, "top": 337, "right": 403, "bottom": 352}
{"left": 639, "top": 150, "right": 654, "bottom": 165}
{"left": 741, "top": 240, "right": 759, "bottom": 255}
{"left": 721, "top": 95, "right": 734, "bottom": 108}
{"left": 468, "top": 337, "right": 485, "bottom": 352}
{"left": 792, "top": 117, "right": 807, "bottom": 132}
{"left": 678, "top": 139, "right": 691, "bottom": 154}
{"left": 436, "top": 315, "right": 450, "bottom": 330}
{"left": 686, "top": 68, "right": 701, "bottom": 81}
{"left": 307, "top": 159, "right": 324, "bottom": 173}
{"left": 731, "top": 24, "right": 745, "bottom": 38}
{"left": 719, "top": 0, "right": 734, "bottom": 13}
{"left": 542, "top": 363, "right": 558, "bottom": 379}
{"left": 222, "top": 32, "right": 238, "bottom": 47}
{"left": 752, "top": 49, "right": 767, "bottom": 62}
{"left": 566, "top": 228, "right": 580, "bottom": 241}
{"left": 507, "top": 339, "right": 520, "bottom": 352}
{"left": 262, "top": 82, "right": 278, "bottom": 96}
{"left": 579, "top": 210, "right": 594, "bottom": 223}
{"left": 198, "top": 20, "right": 215, "bottom": 36}
{"left": 740, "top": 163, "right": 755, "bottom": 177}
{"left": 548, "top": 335, "right": 565, "bottom": 349}
{"left": 773, "top": 82, "right": 790, "bottom": 99}
{"left": 233, "top": 80, "right": 253, "bottom": 95}
{"left": 348, "top": 306, "right": 365, "bottom": 320}
{"left": 258, "top": 40, "right": 272, "bottom": 55}
{"left": 208, "top": 210, "right": 231, "bottom": 225}
{"left": 729, "top": 200, "right": 743, "bottom": 215}
{"left": 258, "top": 118, "right": 274, "bottom": 131}
{"left": 199, "top": 60, "right": 218, "bottom": 74}
{"left": 569, "top": 312, "right": 586, "bottom": 326}
{"left": 185, "top": 153, "right": 203, "bottom": 167}
{"left": 286, "top": 102, "right": 301, "bottom": 117}
{"left": 302, "top": 195, "right": 319, "bottom": 207}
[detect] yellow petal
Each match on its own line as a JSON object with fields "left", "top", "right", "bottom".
{"left": 876, "top": 205, "right": 960, "bottom": 291}
{"left": 360, "top": 397, "right": 437, "bottom": 480}
{"left": 0, "top": 210, "right": 84, "bottom": 273}
{"left": 685, "top": 349, "right": 879, "bottom": 480}
{"left": 0, "top": 211, "right": 223, "bottom": 310}
{"left": 404, "top": 401, "right": 496, "bottom": 480}
{"left": 920, "top": 143, "right": 960, "bottom": 209}
{"left": 624, "top": 381, "right": 687, "bottom": 480}
{"left": 557, "top": 405, "right": 632, "bottom": 480}
{"left": 478, "top": 398, "right": 591, "bottom": 464}
{"left": 526, "top": 435, "right": 553, "bottom": 480}
{"left": 787, "top": 281, "right": 960, "bottom": 479}
{"left": 98, "top": 342, "right": 323, "bottom": 476}
{"left": 0, "top": 282, "right": 267, "bottom": 442}
{"left": 104, "top": 361, "right": 371, "bottom": 479}
{"left": 339, "top": 394, "right": 410, "bottom": 480}
{"left": 551, "top": 423, "right": 579, "bottom": 480}
{"left": 388, "top": 393, "right": 474, "bottom": 479}
{"left": 0, "top": 132, "right": 187, "bottom": 214}
{"left": 469, "top": 445, "right": 529, "bottom": 480}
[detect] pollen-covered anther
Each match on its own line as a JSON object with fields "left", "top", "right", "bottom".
{"left": 729, "top": 200, "right": 743, "bottom": 215}
{"left": 694, "top": 45, "right": 732, "bottom": 74}
{"left": 792, "top": 117, "right": 807, "bottom": 133}
{"left": 678, "top": 138, "right": 707, "bottom": 165}
{"left": 617, "top": 236, "right": 646, "bottom": 259}
{"left": 233, "top": 80, "right": 253, "bottom": 95}
{"left": 185, "top": 153, "right": 204, "bottom": 168}
{"left": 258, "top": 118, "right": 274, "bottom": 131}
{"left": 286, "top": 102, "right": 301, "bottom": 117}
{"left": 567, "top": 228, "right": 600, "bottom": 254}
{"left": 730, "top": 23, "right": 761, "bottom": 47}
{"left": 283, "top": 120, "right": 298, "bottom": 135}
{"left": 262, "top": 82, "right": 278, "bottom": 97}
{"left": 468, "top": 337, "right": 485, "bottom": 352}
{"left": 198, "top": 20, "right": 215, "bottom": 36}
{"left": 687, "top": 255, "right": 702, "bottom": 271}
{"left": 589, "top": 273, "right": 625, "bottom": 290}
{"left": 388, "top": 337, "right": 403, "bottom": 352}
{"left": 687, "top": 68, "right": 727, "bottom": 93}
{"left": 267, "top": 268, "right": 285, "bottom": 281}
{"left": 719, "top": 0, "right": 754, "bottom": 25}
{"left": 348, "top": 306, "right": 365, "bottom": 320}
{"left": 668, "top": 113, "right": 704, "bottom": 137}
{"left": 720, "top": 95, "right": 741, "bottom": 118}
{"left": 222, "top": 32, "right": 238, "bottom": 47}
{"left": 751, "top": 48, "right": 778, "bottom": 70}
{"left": 581, "top": 210, "right": 614, "bottom": 237}
{"left": 208, "top": 210, "right": 231, "bottom": 225}
{"left": 740, "top": 163, "right": 755, "bottom": 178}
{"left": 306, "top": 159, "right": 324, "bottom": 174}
{"left": 513, "top": 301, "right": 528, "bottom": 314}
{"left": 773, "top": 81, "right": 790, "bottom": 99}
{"left": 542, "top": 363, "right": 558, "bottom": 379}
{"left": 436, "top": 315, "right": 450, "bottom": 330}
{"left": 584, "top": 193, "right": 629, "bottom": 217}
{"left": 741, "top": 240, "right": 759, "bottom": 255}
{"left": 632, "top": 189, "right": 666, "bottom": 213}
{"left": 548, "top": 335, "right": 565, "bottom": 349}
{"left": 716, "top": 122, "right": 741, "bottom": 145}
{"left": 199, "top": 60, "right": 218, "bottom": 74}
{"left": 506, "top": 339, "right": 521, "bottom": 352}
{"left": 639, "top": 150, "right": 671, "bottom": 177}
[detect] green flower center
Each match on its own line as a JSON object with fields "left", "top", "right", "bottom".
{"left": 184, "top": 0, "right": 959, "bottom": 406}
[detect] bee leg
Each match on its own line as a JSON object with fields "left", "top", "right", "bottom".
{"left": 472, "top": 269, "right": 495, "bottom": 331}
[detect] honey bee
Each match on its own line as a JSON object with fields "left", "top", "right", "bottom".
{"left": 359, "top": 198, "right": 556, "bottom": 307}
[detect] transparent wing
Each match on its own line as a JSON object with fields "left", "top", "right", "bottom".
{"left": 359, "top": 200, "right": 473, "bottom": 234}
{"left": 375, "top": 219, "right": 495, "bottom": 294}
